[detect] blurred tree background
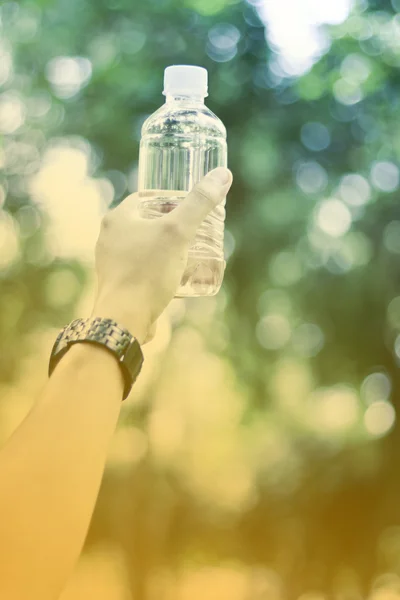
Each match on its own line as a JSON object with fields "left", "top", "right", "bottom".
{"left": 2, "top": 0, "right": 400, "bottom": 598}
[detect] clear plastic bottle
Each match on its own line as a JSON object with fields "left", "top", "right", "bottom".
{"left": 138, "top": 65, "right": 227, "bottom": 297}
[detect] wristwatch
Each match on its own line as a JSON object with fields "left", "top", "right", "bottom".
{"left": 48, "top": 317, "right": 144, "bottom": 401}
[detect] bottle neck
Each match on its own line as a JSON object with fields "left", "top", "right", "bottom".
{"left": 165, "top": 94, "right": 205, "bottom": 105}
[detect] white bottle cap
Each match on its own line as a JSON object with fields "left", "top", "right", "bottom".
{"left": 163, "top": 65, "right": 208, "bottom": 98}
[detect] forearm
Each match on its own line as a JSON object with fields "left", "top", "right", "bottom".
{"left": 0, "top": 343, "right": 124, "bottom": 600}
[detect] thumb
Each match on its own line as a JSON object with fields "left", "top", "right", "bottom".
{"left": 163, "top": 167, "right": 232, "bottom": 240}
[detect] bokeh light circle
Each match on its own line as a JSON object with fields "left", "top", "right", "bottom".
{"left": 315, "top": 199, "right": 352, "bottom": 237}
{"left": 364, "top": 402, "right": 396, "bottom": 437}
{"left": 371, "top": 161, "right": 400, "bottom": 193}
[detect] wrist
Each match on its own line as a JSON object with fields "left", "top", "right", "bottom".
{"left": 59, "top": 342, "right": 125, "bottom": 391}
{"left": 49, "top": 317, "right": 144, "bottom": 401}
{"left": 90, "top": 297, "right": 150, "bottom": 346}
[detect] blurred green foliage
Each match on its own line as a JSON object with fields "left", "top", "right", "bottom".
{"left": 3, "top": 0, "right": 400, "bottom": 597}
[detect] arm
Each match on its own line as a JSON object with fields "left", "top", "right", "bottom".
{"left": 0, "top": 343, "right": 128, "bottom": 600}
{"left": 0, "top": 167, "right": 232, "bottom": 600}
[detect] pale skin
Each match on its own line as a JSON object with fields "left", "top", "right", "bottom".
{"left": 0, "top": 167, "right": 233, "bottom": 600}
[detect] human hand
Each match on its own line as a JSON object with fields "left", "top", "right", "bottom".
{"left": 91, "top": 167, "right": 233, "bottom": 345}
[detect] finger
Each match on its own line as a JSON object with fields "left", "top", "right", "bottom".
{"left": 142, "top": 320, "right": 157, "bottom": 345}
{"left": 163, "top": 167, "right": 232, "bottom": 239}
{"left": 114, "top": 192, "right": 141, "bottom": 216}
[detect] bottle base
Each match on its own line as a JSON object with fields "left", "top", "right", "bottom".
{"left": 175, "top": 254, "right": 226, "bottom": 297}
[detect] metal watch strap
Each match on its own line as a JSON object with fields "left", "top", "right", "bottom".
{"left": 48, "top": 317, "right": 144, "bottom": 401}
